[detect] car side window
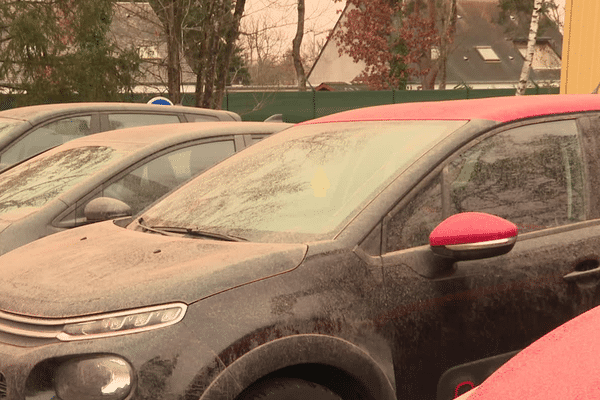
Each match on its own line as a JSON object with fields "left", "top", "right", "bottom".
{"left": 184, "top": 113, "right": 220, "bottom": 122}
{"left": 107, "top": 113, "right": 181, "bottom": 130}
{"left": 0, "top": 115, "right": 92, "bottom": 165}
{"left": 99, "top": 140, "right": 236, "bottom": 216}
{"left": 385, "top": 175, "right": 443, "bottom": 252}
{"left": 446, "top": 120, "right": 585, "bottom": 234}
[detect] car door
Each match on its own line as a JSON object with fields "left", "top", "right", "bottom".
{"left": 378, "top": 116, "right": 600, "bottom": 400}
{"left": 52, "top": 135, "right": 244, "bottom": 229}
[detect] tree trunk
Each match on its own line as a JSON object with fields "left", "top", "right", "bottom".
{"left": 438, "top": 0, "right": 457, "bottom": 90}
{"left": 149, "top": 0, "right": 182, "bottom": 104}
{"left": 165, "top": 0, "right": 182, "bottom": 104}
{"left": 200, "top": 20, "right": 219, "bottom": 109}
{"left": 292, "top": 0, "right": 307, "bottom": 91}
{"left": 516, "top": 0, "right": 543, "bottom": 96}
{"left": 213, "top": 0, "right": 247, "bottom": 109}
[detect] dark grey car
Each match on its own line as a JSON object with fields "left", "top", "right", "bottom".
{"left": 0, "top": 121, "right": 289, "bottom": 255}
{"left": 0, "top": 102, "right": 241, "bottom": 170}
{"left": 5, "top": 94, "right": 600, "bottom": 400}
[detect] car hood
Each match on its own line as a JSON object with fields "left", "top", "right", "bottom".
{"left": 0, "top": 221, "right": 307, "bottom": 318}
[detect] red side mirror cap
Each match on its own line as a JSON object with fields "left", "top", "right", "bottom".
{"left": 430, "top": 212, "right": 518, "bottom": 260}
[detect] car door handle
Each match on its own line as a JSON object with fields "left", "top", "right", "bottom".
{"left": 563, "top": 262, "right": 600, "bottom": 282}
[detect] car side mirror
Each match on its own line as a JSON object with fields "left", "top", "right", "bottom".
{"left": 84, "top": 197, "right": 132, "bottom": 223}
{"left": 429, "top": 212, "right": 518, "bottom": 261}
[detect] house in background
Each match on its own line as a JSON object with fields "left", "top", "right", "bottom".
{"left": 307, "top": 0, "right": 563, "bottom": 90}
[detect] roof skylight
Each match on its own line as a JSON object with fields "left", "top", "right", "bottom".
{"left": 475, "top": 46, "right": 501, "bottom": 62}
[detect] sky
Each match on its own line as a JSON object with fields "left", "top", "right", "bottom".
{"left": 242, "top": 0, "right": 346, "bottom": 59}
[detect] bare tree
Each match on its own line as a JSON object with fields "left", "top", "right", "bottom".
{"left": 516, "top": 0, "right": 543, "bottom": 96}
{"left": 147, "top": 0, "right": 247, "bottom": 109}
{"left": 292, "top": 0, "right": 307, "bottom": 90}
{"left": 437, "top": 0, "right": 457, "bottom": 90}
{"left": 147, "top": 0, "right": 184, "bottom": 104}
{"left": 240, "top": 15, "right": 294, "bottom": 86}
{"left": 241, "top": 0, "right": 338, "bottom": 88}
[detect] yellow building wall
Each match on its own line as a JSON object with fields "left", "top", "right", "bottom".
{"left": 561, "top": 0, "right": 600, "bottom": 94}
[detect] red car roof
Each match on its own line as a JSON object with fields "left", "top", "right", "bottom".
{"left": 302, "top": 94, "right": 600, "bottom": 124}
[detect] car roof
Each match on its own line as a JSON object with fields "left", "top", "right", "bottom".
{"left": 471, "top": 303, "right": 600, "bottom": 400}
{"left": 50, "top": 121, "right": 289, "bottom": 153}
{"left": 301, "top": 94, "right": 600, "bottom": 124}
{"left": 0, "top": 102, "right": 240, "bottom": 122}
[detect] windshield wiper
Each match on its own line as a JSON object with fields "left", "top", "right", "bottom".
{"left": 154, "top": 227, "right": 247, "bottom": 242}
{"left": 135, "top": 218, "right": 177, "bottom": 237}
{"left": 138, "top": 219, "right": 246, "bottom": 242}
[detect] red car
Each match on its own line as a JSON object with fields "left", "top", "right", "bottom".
{"left": 455, "top": 303, "right": 600, "bottom": 400}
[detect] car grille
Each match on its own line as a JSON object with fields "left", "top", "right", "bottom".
{"left": 0, "top": 311, "right": 63, "bottom": 347}
{"left": 0, "top": 372, "right": 7, "bottom": 398}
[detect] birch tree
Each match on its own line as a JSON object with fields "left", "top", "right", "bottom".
{"left": 516, "top": 0, "right": 543, "bottom": 96}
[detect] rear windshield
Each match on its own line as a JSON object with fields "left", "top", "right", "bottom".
{"left": 0, "top": 146, "right": 124, "bottom": 218}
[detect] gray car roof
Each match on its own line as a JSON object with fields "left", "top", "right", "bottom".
{"left": 0, "top": 102, "right": 241, "bottom": 122}
{"left": 45, "top": 121, "right": 290, "bottom": 154}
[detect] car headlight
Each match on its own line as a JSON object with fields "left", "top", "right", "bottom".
{"left": 55, "top": 355, "right": 134, "bottom": 400}
{"left": 57, "top": 303, "right": 187, "bottom": 341}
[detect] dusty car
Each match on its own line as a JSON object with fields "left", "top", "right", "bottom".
{"left": 0, "top": 121, "right": 289, "bottom": 255}
{"left": 454, "top": 303, "right": 600, "bottom": 400}
{"left": 0, "top": 102, "right": 241, "bottom": 170}
{"left": 2, "top": 94, "right": 600, "bottom": 400}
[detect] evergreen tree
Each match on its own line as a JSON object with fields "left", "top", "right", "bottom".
{"left": 0, "top": 0, "right": 141, "bottom": 104}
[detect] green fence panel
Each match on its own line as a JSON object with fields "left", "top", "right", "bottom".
{"left": 313, "top": 90, "right": 395, "bottom": 119}
{"left": 224, "top": 91, "right": 315, "bottom": 123}
{"left": 392, "top": 89, "right": 469, "bottom": 103}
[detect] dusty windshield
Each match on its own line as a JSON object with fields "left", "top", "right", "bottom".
{"left": 138, "top": 121, "right": 466, "bottom": 242}
{"left": 0, "top": 118, "right": 23, "bottom": 141}
{"left": 0, "top": 146, "right": 124, "bottom": 218}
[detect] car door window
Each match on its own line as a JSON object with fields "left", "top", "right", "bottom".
{"left": 386, "top": 175, "right": 443, "bottom": 252}
{"left": 107, "top": 113, "right": 181, "bottom": 130}
{"left": 384, "top": 119, "right": 586, "bottom": 252}
{"left": 0, "top": 115, "right": 92, "bottom": 165}
{"left": 447, "top": 119, "right": 585, "bottom": 234}
{"left": 100, "top": 140, "right": 236, "bottom": 216}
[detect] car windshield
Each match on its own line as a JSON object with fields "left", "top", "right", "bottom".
{"left": 0, "top": 118, "right": 24, "bottom": 140}
{"left": 137, "top": 121, "right": 466, "bottom": 242}
{"left": 0, "top": 146, "right": 124, "bottom": 218}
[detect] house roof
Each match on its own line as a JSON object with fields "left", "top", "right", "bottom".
{"left": 307, "top": 0, "right": 563, "bottom": 89}
{"left": 445, "top": 0, "right": 562, "bottom": 87}
{"left": 300, "top": 94, "right": 600, "bottom": 124}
